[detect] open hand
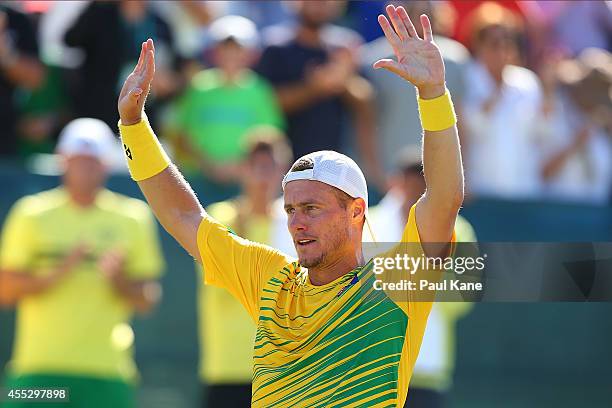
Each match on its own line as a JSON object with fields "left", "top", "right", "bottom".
{"left": 118, "top": 39, "right": 155, "bottom": 125}
{"left": 373, "top": 5, "right": 445, "bottom": 99}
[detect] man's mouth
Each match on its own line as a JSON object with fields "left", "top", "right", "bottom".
{"left": 296, "top": 239, "right": 316, "bottom": 247}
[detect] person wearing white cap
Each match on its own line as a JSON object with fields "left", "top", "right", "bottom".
{"left": 0, "top": 118, "right": 164, "bottom": 408}
{"left": 118, "top": 4, "right": 463, "bottom": 407}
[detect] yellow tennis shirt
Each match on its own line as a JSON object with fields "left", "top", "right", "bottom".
{"left": 0, "top": 188, "right": 164, "bottom": 381}
{"left": 198, "top": 204, "right": 450, "bottom": 407}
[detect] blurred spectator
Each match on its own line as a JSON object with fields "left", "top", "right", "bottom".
{"left": 168, "top": 15, "right": 284, "bottom": 185}
{"left": 151, "top": 1, "right": 213, "bottom": 60}
{"left": 537, "top": 48, "right": 612, "bottom": 205}
{"left": 256, "top": 0, "right": 384, "bottom": 189}
{"left": 13, "top": 1, "right": 76, "bottom": 158}
{"left": 150, "top": 1, "right": 219, "bottom": 83}
{"left": 39, "top": 1, "right": 89, "bottom": 69}
{"left": 0, "top": 118, "right": 164, "bottom": 408}
{"left": 14, "top": 64, "right": 70, "bottom": 157}
{"left": 223, "top": 0, "right": 295, "bottom": 30}
{"left": 522, "top": 1, "right": 612, "bottom": 58}
{"left": 1, "top": 2, "right": 67, "bottom": 158}
{"left": 197, "top": 128, "right": 292, "bottom": 407}
{"left": 448, "top": 0, "right": 526, "bottom": 47}
{"left": 365, "top": 146, "right": 475, "bottom": 408}
{"left": 64, "top": 0, "right": 179, "bottom": 130}
{"left": 462, "top": 2, "right": 543, "bottom": 199}
{"left": 361, "top": 0, "right": 470, "bottom": 174}
{"left": 0, "top": 3, "right": 45, "bottom": 157}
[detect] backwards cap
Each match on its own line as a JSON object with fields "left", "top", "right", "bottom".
{"left": 282, "top": 150, "right": 368, "bottom": 216}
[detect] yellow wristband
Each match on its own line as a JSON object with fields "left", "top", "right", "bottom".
{"left": 118, "top": 115, "right": 171, "bottom": 181}
{"left": 417, "top": 89, "right": 457, "bottom": 132}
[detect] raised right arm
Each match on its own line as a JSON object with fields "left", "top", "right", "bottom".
{"left": 118, "top": 39, "right": 204, "bottom": 261}
{"left": 135, "top": 167, "right": 204, "bottom": 262}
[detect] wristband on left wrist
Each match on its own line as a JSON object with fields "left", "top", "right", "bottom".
{"left": 417, "top": 88, "right": 457, "bottom": 132}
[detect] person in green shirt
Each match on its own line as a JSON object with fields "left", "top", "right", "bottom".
{"left": 168, "top": 15, "right": 284, "bottom": 184}
{"left": 198, "top": 127, "right": 292, "bottom": 407}
{"left": 0, "top": 118, "right": 165, "bottom": 408}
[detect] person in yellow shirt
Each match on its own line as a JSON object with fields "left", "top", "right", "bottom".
{"left": 117, "top": 5, "right": 463, "bottom": 406}
{"left": 367, "top": 146, "right": 475, "bottom": 408}
{"left": 198, "top": 128, "right": 292, "bottom": 407}
{"left": 0, "top": 118, "right": 164, "bottom": 408}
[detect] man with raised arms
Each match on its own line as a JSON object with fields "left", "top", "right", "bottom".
{"left": 117, "top": 5, "right": 463, "bottom": 407}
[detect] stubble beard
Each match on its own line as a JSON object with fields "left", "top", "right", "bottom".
{"left": 298, "top": 222, "right": 349, "bottom": 269}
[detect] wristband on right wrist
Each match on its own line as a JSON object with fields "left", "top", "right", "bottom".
{"left": 417, "top": 89, "right": 457, "bottom": 132}
{"left": 118, "top": 114, "right": 171, "bottom": 181}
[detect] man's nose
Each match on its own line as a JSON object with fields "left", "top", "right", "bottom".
{"left": 288, "top": 211, "right": 307, "bottom": 232}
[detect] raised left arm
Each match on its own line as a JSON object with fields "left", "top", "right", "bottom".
{"left": 374, "top": 5, "right": 463, "bottom": 245}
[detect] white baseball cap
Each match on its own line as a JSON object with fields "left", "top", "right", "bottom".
{"left": 282, "top": 150, "right": 369, "bottom": 216}
{"left": 208, "top": 15, "right": 259, "bottom": 49}
{"left": 56, "top": 118, "right": 116, "bottom": 162}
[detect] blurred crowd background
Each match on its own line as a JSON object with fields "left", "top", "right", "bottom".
{"left": 0, "top": 0, "right": 611, "bottom": 204}
{"left": 0, "top": 1, "right": 611, "bottom": 407}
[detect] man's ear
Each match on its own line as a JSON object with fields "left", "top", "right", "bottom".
{"left": 351, "top": 198, "right": 366, "bottom": 223}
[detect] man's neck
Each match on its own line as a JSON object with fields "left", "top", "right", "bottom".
{"left": 220, "top": 68, "right": 247, "bottom": 85}
{"left": 296, "top": 24, "right": 323, "bottom": 48}
{"left": 67, "top": 189, "right": 98, "bottom": 208}
{"left": 307, "top": 251, "right": 365, "bottom": 286}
